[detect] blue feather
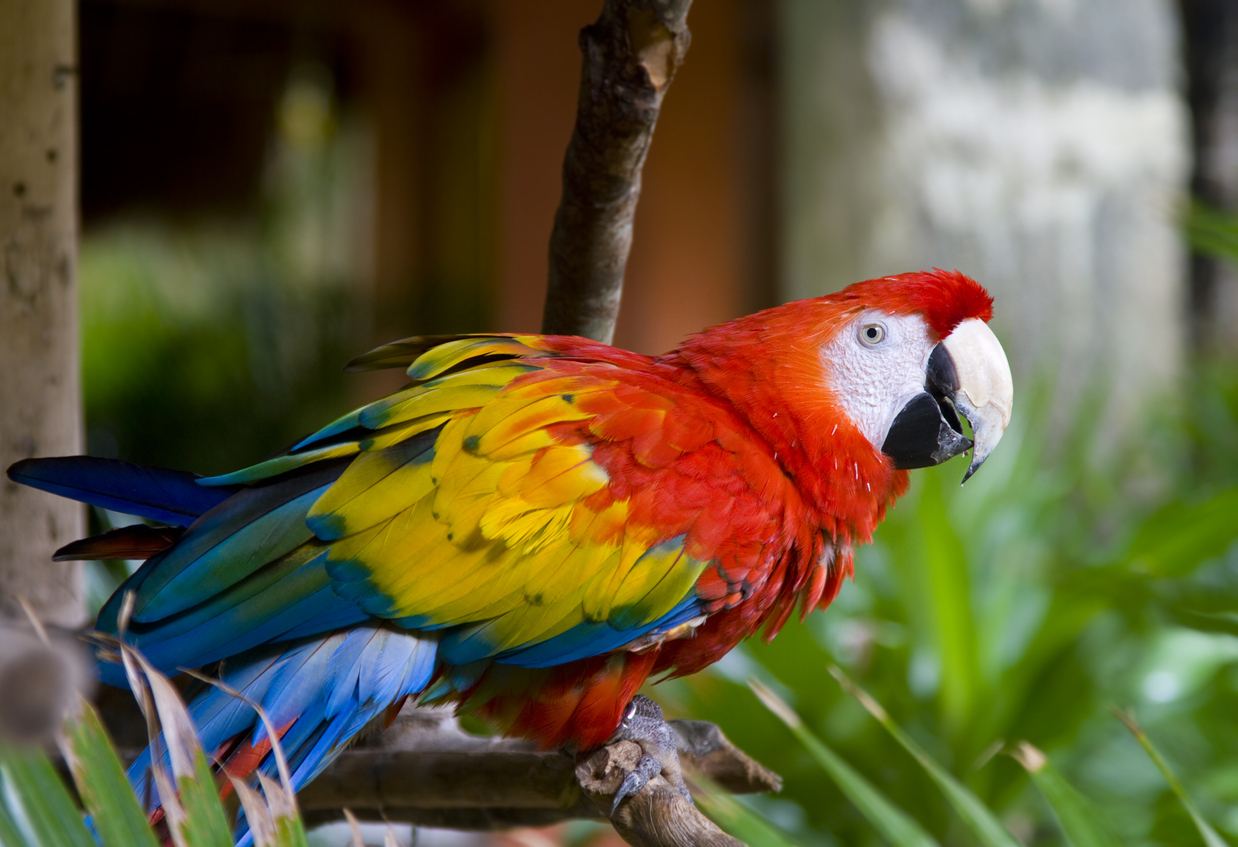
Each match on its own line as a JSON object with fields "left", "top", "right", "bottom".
{"left": 127, "top": 626, "right": 438, "bottom": 846}
{"left": 440, "top": 595, "right": 705, "bottom": 668}
{"left": 6, "top": 457, "right": 234, "bottom": 525}
{"left": 97, "top": 461, "right": 347, "bottom": 636}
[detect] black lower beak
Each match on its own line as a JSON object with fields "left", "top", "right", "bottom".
{"left": 882, "top": 392, "right": 972, "bottom": 470}
{"left": 881, "top": 344, "right": 972, "bottom": 470}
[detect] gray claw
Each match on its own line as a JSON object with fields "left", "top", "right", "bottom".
{"left": 608, "top": 695, "right": 693, "bottom": 816}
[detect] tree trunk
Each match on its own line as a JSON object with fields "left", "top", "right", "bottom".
{"left": 0, "top": 0, "right": 84, "bottom": 628}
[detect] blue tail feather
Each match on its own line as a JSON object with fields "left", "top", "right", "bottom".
{"left": 6, "top": 456, "right": 236, "bottom": 525}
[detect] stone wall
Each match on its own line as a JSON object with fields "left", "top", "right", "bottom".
{"left": 781, "top": 0, "right": 1189, "bottom": 437}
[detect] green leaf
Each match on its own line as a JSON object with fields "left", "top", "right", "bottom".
{"left": 0, "top": 742, "right": 97, "bottom": 847}
{"left": 271, "top": 813, "right": 311, "bottom": 847}
{"left": 829, "top": 666, "right": 1021, "bottom": 847}
{"left": 1114, "top": 710, "right": 1232, "bottom": 847}
{"left": 750, "top": 679, "right": 941, "bottom": 847}
{"left": 1123, "top": 487, "right": 1238, "bottom": 578}
{"left": 172, "top": 752, "right": 236, "bottom": 847}
{"left": 0, "top": 775, "right": 34, "bottom": 847}
{"left": 1186, "top": 200, "right": 1238, "bottom": 267}
{"left": 1011, "top": 742, "right": 1122, "bottom": 847}
{"left": 61, "top": 700, "right": 161, "bottom": 847}
{"left": 912, "top": 474, "right": 983, "bottom": 736}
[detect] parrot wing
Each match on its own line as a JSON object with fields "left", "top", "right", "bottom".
{"left": 169, "top": 334, "right": 797, "bottom": 672}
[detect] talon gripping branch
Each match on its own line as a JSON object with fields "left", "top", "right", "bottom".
{"left": 9, "top": 269, "right": 1013, "bottom": 841}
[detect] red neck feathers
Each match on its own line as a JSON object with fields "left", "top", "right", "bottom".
{"left": 662, "top": 270, "right": 992, "bottom": 544}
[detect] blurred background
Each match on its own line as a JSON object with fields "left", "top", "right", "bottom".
{"left": 58, "top": 0, "right": 1238, "bottom": 844}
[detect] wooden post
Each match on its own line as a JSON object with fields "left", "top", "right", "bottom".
{"left": 0, "top": 0, "right": 85, "bottom": 628}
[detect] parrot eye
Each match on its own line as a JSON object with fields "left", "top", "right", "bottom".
{"left": 859, "top": 322, "right": 887, "bottom": 347}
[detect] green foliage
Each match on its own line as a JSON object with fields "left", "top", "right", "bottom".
{"left": 62, "top": 703, "right": 161, "bottom": 847}
{"left": 751, "top": 680, "right": 941, "bottom": 847}
{"left": 0, "top": 650, "right": 317, "bottom": 847}
{"left": 1012, "top": 742, "right": 1123, "bottom": 847}
{"left": 0, "top": 741, "right": 98, "bottom": 847}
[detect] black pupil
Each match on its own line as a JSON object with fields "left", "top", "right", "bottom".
{"left": 866, "top": 327, "right": 879, "bottom": 339}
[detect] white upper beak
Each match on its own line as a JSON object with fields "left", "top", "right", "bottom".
{"left": 941, "top": 318, "right": 1014, "bottom": 483}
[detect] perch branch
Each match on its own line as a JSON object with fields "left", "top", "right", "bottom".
{"left": 291, "top": 706, "right": 779, "bottom": 837}
{"left": 542, "top": 0, "right": 694, "bottom": 343}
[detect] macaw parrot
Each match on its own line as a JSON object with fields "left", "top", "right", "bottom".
{"left": 9, "top": 269, "right": 1012, "bottom": 836}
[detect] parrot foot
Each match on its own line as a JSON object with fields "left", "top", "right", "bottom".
{"left": 608, "top": 695, "right": 693, "bottom": 815}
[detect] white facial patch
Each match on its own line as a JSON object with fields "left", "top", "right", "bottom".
{"left": 819, "top": 311, "right": 937, "bottom": 450}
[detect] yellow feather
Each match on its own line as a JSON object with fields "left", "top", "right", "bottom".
{"left": 340, "top": 495, "right": 440, "bottom": 580}
{"left": 481, "top": 586, "right": 589, "bottom": 649}
{"left": 407, "top": 337, "right": 544, "bottom": 381}
{"left": 428, "top": 417, "right": 473, "bottom": 485}
{"left": 308, "top": 450, "right": 436, "bottom": 536}
{"left": 583, "top": 528, "right": 661, "bottom": 621}
{"left": 413, "top": 550, "right": 527, "bottom": 622}
{"left": 360, "top": 413, "right": 454, "bottom": 450}
{"left": 468, "top": 394, "right": 593, "bottom": 456}
{"left": 495, "top": 444, "right": 608, "bottom": 506}
{"left": 385, "top": 538, "right": 504, "bottom": 618}
{"left": 488, "top": 502, "right": 574, "bottom": 553}
{"left": 461, "top": 546, "right": 595, "bottom": 625}
{"left": 609, "top": 543, "right": 709, "bottom": 627}
{"left": 369, "top": 361, "right": 532, "bottom": 432}
{"left": 475, "top": 428, "right": 556, "bottom": 461}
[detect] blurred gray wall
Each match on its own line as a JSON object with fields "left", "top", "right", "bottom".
{"left": 780, "top": 0, "right": 1188, "bottom": 433}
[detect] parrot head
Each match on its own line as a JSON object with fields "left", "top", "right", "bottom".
{"left": 822, "top": 271, "right": 1014, "bottom": 483}
{"left": 675, "top": 269, "right": 1013, "bottom": 495}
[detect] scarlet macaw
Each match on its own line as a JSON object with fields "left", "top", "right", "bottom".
{"left": 9, "top": 269, "right": 1012, "bottom": 831}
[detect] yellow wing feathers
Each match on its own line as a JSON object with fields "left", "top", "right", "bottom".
{"left": 312, "top": 351, "right": 712, "bottom": 658}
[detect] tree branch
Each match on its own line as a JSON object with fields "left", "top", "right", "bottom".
{"left": 542, "top": 0, "right": 694, "bottom": 343}
{"left": 292, "top": 706, "right": 779, "bottom": 838}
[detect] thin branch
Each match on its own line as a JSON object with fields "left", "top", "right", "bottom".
{"left": 542, "top": 0, "right": 694, "bottom": 343}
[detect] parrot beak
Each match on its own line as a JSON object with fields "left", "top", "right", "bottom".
{"left": 881, "top": 318, "right": 1013, "bottom": 482}
{"left": 937, "top": 318, "right": 1013, "bottom": 483}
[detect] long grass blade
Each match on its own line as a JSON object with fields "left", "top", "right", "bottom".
{"left": 120, "top": 641, "right": 233, "bottom": 847}
{"left": 694, "top": 776, "right": 799, "bottom": 847}
{"left": 0, "top": 742, "right": 97, "bottom": 847}
{"left": 1010, "top": 742, "right": 1122, "bottom": 847}
{"left": 60, "top": 699, "right": 160, "bottom": 847}
{"left": 829, "top": 666, "right": 1021, "bottom": 847}
{"left": 916, "top": 478, "right": 982, "bottom": 736}
{"left": 175, "top": 749, "right": 237, "bottom": 847}
{"left": 750, "top": 679, "right": 941, "bottom": 847}
{"left": 1114, "top": 709, "right": 1231, "bottom": 847}
{"left": 0, "top": 784, "right": 33, "bottom": 847}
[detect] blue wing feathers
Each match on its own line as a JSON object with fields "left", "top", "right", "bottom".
{"left": 438, "top": 595, "right": 704, "bottom": 668}
{"left": 128, "top": 626, "right": 439, "bottom": 847}
{"left": 97, "top": 460, "right": 349, "bottom": 635}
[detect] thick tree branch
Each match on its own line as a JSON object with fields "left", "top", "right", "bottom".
{"left": 291, "top": 706, "right": 779, "bottom": 837}
{"left": 576, "top": 740, "right": 742, "bottom": 847}
{"left": 542, "top": 0, "right": 694, "bottom": 343}
{"left": 90, "top": 699, "right": 779, "bottom": 839}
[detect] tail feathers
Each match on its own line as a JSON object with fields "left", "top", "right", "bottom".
{"left": 127, "top": 626, "right": 439, "bottom": 845}
{"left": 54, "top": 524, "right": 183, "bottom": 561}
{"left": 7, "top": 457, "right": 235, "bottom": 526}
